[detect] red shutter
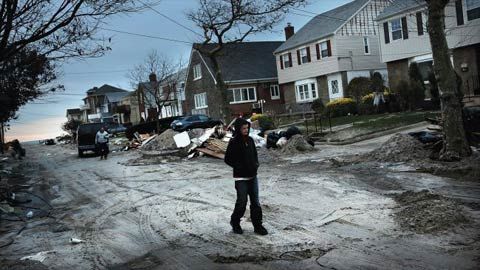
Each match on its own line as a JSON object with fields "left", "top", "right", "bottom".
{"left": 280, "top": 55, "right": 284, "bottom": 69}
{"left": 306, "top": 47, "right": 311, "bottom": 62}
{"left": 327, "top": 40, "right": 332, "bottom": 57}
{"left": 288, "top": 53, "right": 292, "bottom": 67}
{"left": 316, "top": 44, "right": 320, "bottom": 60}
{"left": 297, "top": 50, "right": 301, "bottom": 65}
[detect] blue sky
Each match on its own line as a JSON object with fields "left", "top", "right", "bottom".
{"left": 6, "top": 0, "right": 351, "bottom": 141}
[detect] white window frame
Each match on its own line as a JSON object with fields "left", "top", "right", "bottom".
{"left": 229, "top": 87, "right": 257, "bottom": 104}
{"left": 295, "top": 79, "right": 318, "bottom": 102}
{"left": 299, "top": 47, "right": 308, "bottom": 64}
{"left": 282, "top": 53, "right": 291, "bottom": 68}
{"left": 330, "top": 80, "right": 339, "bottom": 94}
{"left": 390, "top": 18, "right": 402, "bottom": 41}
{"left": 193, "top": 64, "right": 202, "bottom": 80}
{"left": 194, "top": 92, "right": 207, "bottom": 109}
{"left": 270, "top": 85, "right": 280, "bottom": 100}
{"left": 363, "top": 36, "right": 370, "bottom": 55}
{"left": 320, "top": 41, "right": 329, "bottom": 58}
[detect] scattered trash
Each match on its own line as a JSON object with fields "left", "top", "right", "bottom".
{"left": 20, "top": 251, "right": 55, "bottom": 263}
{"left": 142, "top": 129, "right": 179, "bottom": 151}
{"left": 70, "top": 238, "right": 85, "bottom": 244}
{"left": 0, "top": 203, "right": 15, "bottom": 213}
{"left": 26, "top": 211, "right": 34, "bottom": 218}
{"left": 281, "top": 135, "right": 314, "bottom": 154}
{"left": 408, "top": 131, "right": 442, "bottom": 144}
{"left": 173, "top": 132, "right": 191, "bottom": 148}
{"left": 276, "top": 137, "right": 288, "bottom": 148}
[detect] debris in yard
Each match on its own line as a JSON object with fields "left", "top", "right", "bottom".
{"left": 26, "top": 211, "right": 33, "bottom": 218}
{"left": 394, "top": 190, "right": 469, "bottom": 233}
{"left": 140, "top": 134, "right": 157, "bottom": 147}
{"left": 20, "top": 251, "right": 55, "bottom": 263}
{"left": 197, "top": 148, "right": 225, "bottom": 159}
{"left": 70, "top": 238, "right": 85, "bottom": 244}
{"left": 205, "top": 138, "right": 228, "bottom": 153}
{"left": 173, "top": 132, "right": 191, "bottom": 148}
{"left": 366, "top": 134, "right": 429, "bottom": 162}
{"left": 142, "top": 129, "right": 179, "bottom": 151}
{"left": 408, "top": 131, "right": 442, "bottom": 144}
{"left": 280, "top": 134, "right": 314, "bottom": 154}
{"left": 276, "top": 137, "right": 288, "bottom": 148}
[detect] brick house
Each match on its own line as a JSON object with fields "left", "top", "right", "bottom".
{"left": 184, "top": 41, "right": 284, "bottom": 119}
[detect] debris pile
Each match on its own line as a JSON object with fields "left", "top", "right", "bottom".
{"left": 394, "top": 190, "right": 469, "bottom": 233}
{"left": 4, "top": 140, "right": 26, "bottom": 159}
{"left": 142, "top": 129, "right": 179, "bottom": 151}
{"left": 280, "top": 135, "right": 314, "bottom": 154}
{"left": 366, "top": 134, "right": 429, "bottom": 162}
{"left": 267, "top": 126, "right": 315, "bottom": 154}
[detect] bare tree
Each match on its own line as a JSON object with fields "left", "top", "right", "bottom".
{"left": 425, "top": 0, "right": 471, "bottom": 160}
{"left": 187, "top": 0, "right": 307, "bottom": 122}
{"left": 129, "top": 50, "right": 185, "bottom": 132}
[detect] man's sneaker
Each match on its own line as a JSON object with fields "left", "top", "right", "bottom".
{"left": 254, "top": 224, "right": 268, "bottom": 235}
{"left": 230, "top": 221, "right": 243, "bottom": 234}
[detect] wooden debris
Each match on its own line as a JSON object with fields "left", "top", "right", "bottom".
{"left": 196, "top": 148, "right": 225, "bottom": 159}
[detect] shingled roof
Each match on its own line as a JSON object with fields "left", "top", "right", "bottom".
{"left": 376, "top": 0, "right": 425, "bottom": 21}
{"left": 194, "top": 41, "right": 283, "bottom": 83}
{"left": 274, "top": 0, "right": 370, "bottom": 54}
{"left": 86, "top": 84, "right": 129, "bottom": 96}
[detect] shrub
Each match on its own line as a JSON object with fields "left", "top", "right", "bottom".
{"left": 359, "top": 91, "right": 391, "bottom": 115}
{"left": 346, "top": 77, "right": 371, "bottom": 103}
{"left": 250, "top": 114, "right": 275, "bottom": 131}
{"left": 394, "top": 79, "right": 425, "bottom": 111}
{"left": 326, "top": 98, "right": 357, "bottom": 117}
{"left": 370, "top": 72, "right": 385, "bottom": 93}
{"left": 310, "top": 98, "right": 325, "bottom": 114}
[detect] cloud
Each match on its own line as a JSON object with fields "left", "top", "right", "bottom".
{"left": 5, "top": 117, "right": 66, "bottom": 142}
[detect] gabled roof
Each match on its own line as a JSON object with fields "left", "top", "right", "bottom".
{"left": 274, "top": 0, "right": 370, "bottom": 54}
{"left": 376, "top": 0, "right": 426, "bottom": 21}
{"left": 104, "top": 91, "right": 130, "bottom": 103}
{"left": 195, "top": 41, "right": 283, "bottom": 82}
{"left": 86, "top": 84, "right": 129, "bottom": 96}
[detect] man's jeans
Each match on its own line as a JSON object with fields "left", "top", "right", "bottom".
{"left": 231, "top": 177, "right": 263, "bottom": 226}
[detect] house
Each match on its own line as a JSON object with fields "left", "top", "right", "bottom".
{"left": 376, "top": 0, "right": 480, "bottom": 100}
{"left": 137, "top": 69, "right": 187, "bottom": 121}
{"left": 81, "top": 84, "right": 131, "bottom": 123}
{"left": 65, "top": 108, "right": 82, "bottom": 122}
{"left": 184, "top": 41, "right": 284, "bottom": 119}
{"left": 273, "top": 0, "right": 391, "bottom": 113}
{"left": 118, "top": 91, "right": 142, "bottom": 125}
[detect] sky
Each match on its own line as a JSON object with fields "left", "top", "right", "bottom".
{"left": 5, "top": 0, "right": 351, "bottom": 142}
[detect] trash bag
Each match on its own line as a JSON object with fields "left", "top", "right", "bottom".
{"left": 285, "top": 126, "right": 302, "bottom": 140}
{"left": 267, "top": 132, "right": 280, "bottom": 149}
{"left": 408, "top": 131, "right": 442, "bottom": 144}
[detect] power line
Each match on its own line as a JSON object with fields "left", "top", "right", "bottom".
{"left": 291, "top": 7, "right": 347, "bottom": 21}
{"left": 98, "top": 27, "right": 193, "bottom": 45}
{"left": 64, "top": 69, "right": 131, "bottom": 75}
{"left": 137, "top": 0, "right": 203, "bottom": 38}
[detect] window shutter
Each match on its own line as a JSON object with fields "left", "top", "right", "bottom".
{"left": 227, "top": 89, "right": 234, "bottom": 103}
{"left": 316, "top": 44, "right": 320, "bottom": 60}
{"left": 280, "top": 55, "right": 284, "bottom": 69}
{"left": 383, "top": 22, "right": 390, "bottom": 44}
{"left": 306, "top": 47, "right": 311, "bottom": 62}
{"left": 327, "top": 40, "right": 332, "bottom": 57}
{"left": 455, "top": 0, "right": 464, "bottom": 26}
{"left": 416, "top": 12, "right": 424, "bottom": 36}
{"left": 401, "top": 16, "right": 408, "bottom": 39}
{"left": 288, "top": 53, "right": 292, "bottom": 67}
{"left": 297, "top": 50, "right": 301, "bottom": 65}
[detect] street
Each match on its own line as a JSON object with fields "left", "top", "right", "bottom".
{"left": 1, "top": 130, "right": 479, "bottom": 270}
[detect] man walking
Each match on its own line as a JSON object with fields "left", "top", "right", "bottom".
{"left": 224, "top": 118, "right": 268, "bottom": 235}
{"left": 95, "top": 126, "right": 109, "bottom": 160}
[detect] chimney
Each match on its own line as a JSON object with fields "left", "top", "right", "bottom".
{"left": 149, "top": 73, "right": 157, "bottom": 82}
{"left": 284, "top": 23, "right": 294, "bottom": 40}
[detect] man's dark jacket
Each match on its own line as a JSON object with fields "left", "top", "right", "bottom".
{"left": 224, "top": 118, "right": 259, "bottom": 178}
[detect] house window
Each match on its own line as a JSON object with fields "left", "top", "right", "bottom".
{"left": 320, "top": 42, "right": 329, "bottom": 58}
{"left": 295, "top": 80, "right": 318, "bottom": 102}
{"left": 300, "top": 47, "right": 308, "bottom": 64}
{"left": 270, "top": 85, "right": 280, "bottom": 100}
{"left": 331, "top": 80, "right": 339, "bottom": 94}
{"left": 230, "top": 87, "right": 257, "bottom": 103}
{"left": 363, "top": 37, "right": 370, "bottom": 54}
{"left": 282, "top": 53, "right": 291, "bottom": 68}
{"left": 391, "top": 19, "right": 402, "bottom": 40}
{"left": 193, "top": 64, "right": 202, "bottom": 80}
{"left": 194, "top": 92, "right": 207, "bottom": 109}
{"left": 466, "top": 0, "right": 480, "bottom": 20}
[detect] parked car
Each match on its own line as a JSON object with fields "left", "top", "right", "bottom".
{"left": 77, "top": 123, "right": 104, "bottom": 157}
{"left": 125, "top": 116, "right": 181, "bottom": 140}
{"left": 105, "top": 122, "right": 127, "bottom": 135}
{"left": 170, "top": 115, "right": 223, "bottom": 132}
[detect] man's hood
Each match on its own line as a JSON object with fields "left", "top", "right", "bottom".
{"left": 233, "top": 118, "right": 250, "bottom": 138}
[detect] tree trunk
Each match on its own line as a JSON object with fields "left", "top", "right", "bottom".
{"left": 209, "top": 55, "right": 231, "bottom": 123}
{"left": 426, "top": 0, "right": 471, "bottom": 160}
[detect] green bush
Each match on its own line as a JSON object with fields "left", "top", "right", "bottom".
{"left": 250, "top": 114, "right": 275, "bottom": 131}
{"left": 310, "top": 98, "right": 325, "bottom": 114}
{"left": 346, "top": 77, "right": 371, "bottom": 103}
{"left": 326, "top": 98, "right": 357, "bottom": 117}
{"left": 394, "top": 79, "right": 425, "bottom": 111}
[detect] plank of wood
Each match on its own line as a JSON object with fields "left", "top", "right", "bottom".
{"left": 197, "top": 148, "right": 225, "bottom": 159}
